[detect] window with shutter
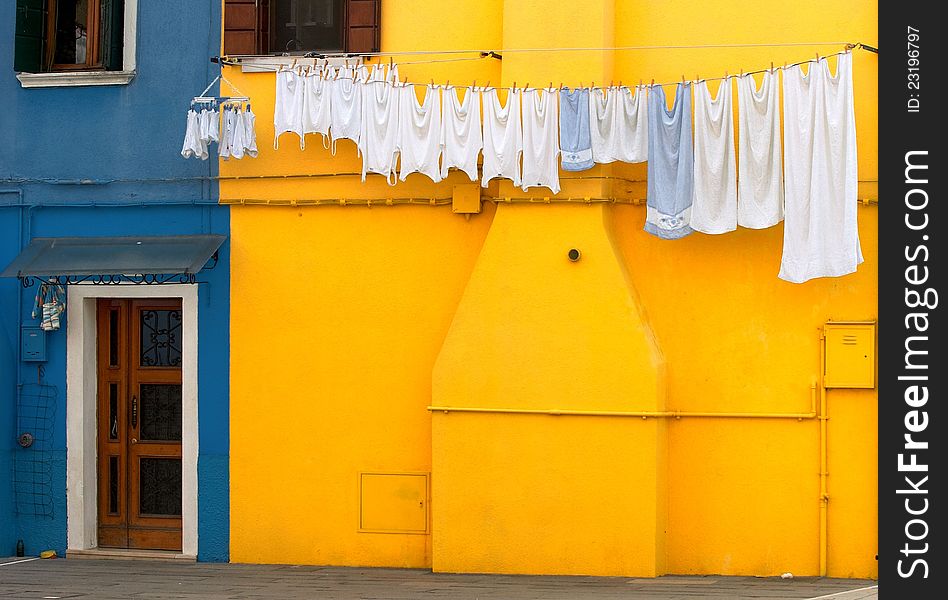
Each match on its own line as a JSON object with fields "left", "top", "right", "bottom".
{"left": 13, "top": 0, "right": 125, "bottom": 73}
{"left": 223, "top": 0, "right": 380, "bottom": 56}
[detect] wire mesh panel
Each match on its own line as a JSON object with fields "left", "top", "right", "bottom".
{"left": 14, "top": 383, "right": 57, "bottom": 517}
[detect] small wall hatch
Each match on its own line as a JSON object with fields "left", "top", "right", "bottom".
{"left": 824, "top": 322, "right": 876, "bottom": 388}
{"left": 359, "top": 472, "right": 428, "bottom": 534}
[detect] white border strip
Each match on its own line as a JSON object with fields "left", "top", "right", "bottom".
{"left": 806, "top": 585, "right": 879, "bottom": 600}
{"left": 0, "top": 558, "right": 41, "bottom": 566}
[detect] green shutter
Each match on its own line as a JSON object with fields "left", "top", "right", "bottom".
{"left": 100, "top": 0, "right": 125, "bottom": 71}
{"left": 14, "top": 0, "right": 46, "bottom": 73}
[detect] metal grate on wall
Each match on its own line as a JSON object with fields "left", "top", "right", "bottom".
{"left": 14, "top": 383, "right": 57, "bottom": 518}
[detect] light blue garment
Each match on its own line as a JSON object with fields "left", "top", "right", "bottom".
{"left": 645, "top": 83, "right": 694, "bottom": 239}
{"left": 559, "top": 88, "right": 594, "bottom": 171}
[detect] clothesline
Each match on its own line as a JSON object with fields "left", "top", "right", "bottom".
{"left": 258, "top": 47, "right": 860, "bottom": 92}
{"left": 266, "top": 40, "right": 863, "bottom": 59}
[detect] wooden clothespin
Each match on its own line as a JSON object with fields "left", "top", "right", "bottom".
{"left": 650, "top": 78, "right": 655, "bottom": 86}
{"left": 609, "top": 80, "right": 614, "bottom": 88}
{"left": 770, "top": 61, "right": 774, "bottom": 73}
{"left": 639, "top": 78, "right": 643, "bottom": 87}
{"left": 431, "top": 78, "right": 435, "bottom": 87}
{"left": 472, "top": 79, "right": 476, "bottom": 89}
{"left": 549, "top": 81, "right": 553, "bottom": 91}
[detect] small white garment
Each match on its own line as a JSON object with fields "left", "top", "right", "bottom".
{"left": 242, "top": 106, "right": 258, "bottom": 158}
{"left": 520, "top": 88, "right": 560, "bottom": 194}
{"left": 359, "top": 72, "right": 400, "bottom": 184}
{"left": 180, "top": 109, "right": 206, "bottom": 159}
{"left": 691, "top": 78, "right": 738, "bottom": 234}
{"left": 329, "top": 64, "right": 367, "bottom": 154}
{"left": 589, "top": 85, "right": 649, "bottom": 164}
{"left": 396, "top": 84, "right": 442, "bottom": 183}
{"left": 440, "top": 86, "right": 482, "bottom": 182}
{"left": 481, "top": 87, "right": 523, "bottom": 187}
{"left": 779, "top": 52, "right": 862, "bottom": 283}
{"left": 199, "top": 108, "right": 219, "bottom": 146}
{"left": 230, "top": 106, "right": 247, "bottom": 160}
{"left": 302, "top": 67, "right": 332, "bottom": 148}
{"left": 219, "top": 105, "right": 237, "bottom": 160}
{"left": 737, "top": 70, "right": 784, "bottom": 229}
{"left": 274, "top": 67, "right": 304, "bottom": 149}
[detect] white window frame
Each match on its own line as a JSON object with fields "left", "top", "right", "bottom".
{"left": 16, "top": 0, "right": 138, "bottom": 89}
{"left": 65, "top": 283, "right": 198, "bottom": 558}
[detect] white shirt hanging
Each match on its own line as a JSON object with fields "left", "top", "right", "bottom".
{"left": 302, "top": 67, "right": 332, "bottom": 148}
{"left": 359, "top": 72, "right": 400, "bottom": 184}
{"left": 691, "top": 78, "right": 738, "bottom": 234}
{"left": 396, "top": 84, "right": 442, "bottom": 183}
{"left": 242, "top": 105, "right": 258, "bottom": 159}
{"left": 520, "top": 87, "right": 560, "bottom": 194}
{"left": 219, "top": 107, "right": 237, "bottom": 160}
{"left": 589, "top": 85, "right": 648, "bottom": 164}
{"left": 180, "top": 109, "right": 206, "bottom": 160}
{"left": 230, "top": 106, "right": 247, "bottom": 160}
{"left": 737, "top": 70, "right": 784, "bottom": 229}
{"left": 481, "top": 87, "right": 523, "bottom": 188}
{"left": 274, "top": 67, "right": 304, "bottom": 149}
{"left": 440, "top": 86, "right": 482, "bottom": 182}
{"left": 329, "top": 64, "right": 367, "bottom": 155}
{"left": 779, "top": 52, "right": 862, "bottom": 283}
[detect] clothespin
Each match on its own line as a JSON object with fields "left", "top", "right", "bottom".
{"left": 650, "top": 78, "right": 655, "bottom": 86}
{"left": 771, "top": 61, "right": 774, "bottom": 73}
{"left": 431, "top": 78, "right": 435, "bottom": 87}
{"left": 549, "top": 81, "right": 553, "bottom": 91}
{"left": 513, "top": 80, "right": 517, "bottom": 90}
{"left": 816, "top": 52, "right": 820, "bottom": 62}
{"left": 639, "top": 78, "right": 643, "bottom": 87}
{"left": 609, "top": 80, "right": 614, "bottom": 88}
{"left": 559, "top": 81, "right": 563, "bottom": 90}
{"left": 472, "top": 79, "right": 476, "bottom": 89}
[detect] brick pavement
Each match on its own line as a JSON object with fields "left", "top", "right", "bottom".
{"left": 0, "top": 557, "right": 877, "bottom": 599}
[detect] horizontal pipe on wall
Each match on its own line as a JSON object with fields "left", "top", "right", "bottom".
{"left": 428, "top": 386, "right": 817, "bottom": 420}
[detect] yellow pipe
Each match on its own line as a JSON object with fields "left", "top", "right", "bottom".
{"left": 428, "top": 387, "right": 817, "bottom": 420}
{"left": 819, "top": 331, "right": 829, "bottom": 577}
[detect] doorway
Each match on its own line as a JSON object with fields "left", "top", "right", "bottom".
{"left": 96, "top": 298, "right": 183, "bottom": 550}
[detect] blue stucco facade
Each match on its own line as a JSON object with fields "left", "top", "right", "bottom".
{"left": 1, "top": 1, "right": 228, "bottom": 561}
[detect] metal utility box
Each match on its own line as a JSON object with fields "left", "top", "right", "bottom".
{"left": 824, "top": 322, "right": 876, "bottom": 388}
{"left": 21, "top": 327, "right": 47, "bottom": 362}
{"left": 452, "top": 184, "right": 482, "bottom": 214}
{"left": 359, "top": 472, "right": 428, "bottom": 534}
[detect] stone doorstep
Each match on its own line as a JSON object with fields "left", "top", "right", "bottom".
{"left": 65, "top": 548, "right": 197, "bottom": 562}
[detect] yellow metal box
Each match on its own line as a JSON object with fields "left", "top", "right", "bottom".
{"left": 359, "top": 472, "right": 428, "bottom": 534}
{"left": 452, "top": 184, "right": 481, "bottom": 214}
{"left": 823, "top": 322, "right": 876, "bottom": 389}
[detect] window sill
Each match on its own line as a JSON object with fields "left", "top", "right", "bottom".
{"left": 16, "top": 70, "right": 136, "bottom": 89}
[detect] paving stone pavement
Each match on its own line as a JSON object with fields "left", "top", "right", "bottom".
{"left": 0, "top": 557, "right": 877, "bottom": 600}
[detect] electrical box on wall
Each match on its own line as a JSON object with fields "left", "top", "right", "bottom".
{"left": 824, "top": 321, "right": 876, "bottom": 388}
{"left": 21, "top": 327, "right": 47, "bottom": 362}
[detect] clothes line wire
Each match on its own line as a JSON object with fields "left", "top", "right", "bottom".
{"left": 259, "top": 46, "right": 868, "bottom": 91}
{"left": 275, "top": 40, "right": 863, "bottom": 59}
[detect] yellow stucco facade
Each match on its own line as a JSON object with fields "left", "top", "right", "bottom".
{"left": 223, "top": 0, "right": 878, "bottom": 579}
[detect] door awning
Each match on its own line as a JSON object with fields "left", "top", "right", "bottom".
{"left": 1, "top": 235, "right": 226, "bottom": 286}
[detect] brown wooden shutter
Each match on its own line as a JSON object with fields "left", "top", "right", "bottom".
{"left": 223, "top": 0, "right": 268, "bottom": 55}
{"left": 345, "top": 0, "right": 380, "bottom": 54}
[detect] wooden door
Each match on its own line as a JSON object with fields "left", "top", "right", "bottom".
{"left": 97, "top": 299, "right": 183, "bottom": 551}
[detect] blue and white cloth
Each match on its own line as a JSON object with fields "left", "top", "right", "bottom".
{"left": 645, "top": 83, "right": 694, "bottom": 239}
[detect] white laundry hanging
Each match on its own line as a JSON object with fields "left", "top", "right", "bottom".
{"left": 440, "top": 86, "right": 482, "bottom": 182}
{"left": 481, "top": 87, "right": 523, "bottom": 188}
{"left": 645, "top": 82, "right": 694, "bottom": 239}
{"left": 779, "top": 52, "right": 862, "bottom": 283}
{"left": 737, "top": 70, "right": 784, "bottom": 229}
{"left": 396, "top": 84, "right": 442, "bottom": 183}
{"left": 588, "top": 85, "right": 648, "bottom": 164}
{"left": 520, "top": 87, "right": 560, "bottom": 194}
{"left": 180, "top": 109, "right": 206, "bottom": 160}
{"left": 274, "top": 67, "right": 304, "bottom": 149}
{"left": 302, "top": 66, "right": 333, "bottom": 147}
{"left": 691, "top": 78, "right": 738, "bottom": 235}
{"left": 359, "top": 70, "right": 401, "bottom": 184}
{"left": 329, "top": 64, "right": 368, "bottom": 155}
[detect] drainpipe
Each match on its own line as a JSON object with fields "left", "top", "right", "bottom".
{"left": 818, "top": 330, "right": 829, "bottom": 577}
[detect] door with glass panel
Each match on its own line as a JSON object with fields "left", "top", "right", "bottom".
{"left": 97, "top": 299, "right": 183, "bottom": 550}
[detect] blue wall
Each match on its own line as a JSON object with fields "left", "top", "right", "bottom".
{"left": 0, "top": 1, "right": 228, "bottom": 561}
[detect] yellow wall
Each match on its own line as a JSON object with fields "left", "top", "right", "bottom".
{"left": 224, "top": 0, "right": 878, "bottom": 579}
